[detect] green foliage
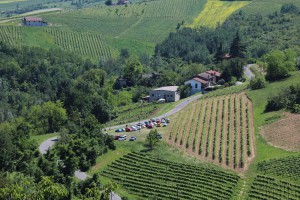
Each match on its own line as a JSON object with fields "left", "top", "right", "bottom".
{"left": 249, "top": 76, "right": 267, "bottom": 90}
{"left": 145, "top": 129, "right": 160, "bottom": 149}
{"left": 28, "top": 101, "right": 67, "bottom": 135}
{"left": 265, "top": 84, "right": 300, "bottom": 112}
{"left": 178, "top": 84, "right": 191, "bottom": 99}
{"left": 105, "top": 0, "right": 112, "bottom": 6}
{"left": 0, "top": 173, "right": 68, "bottom": 200}
{"left": 123, "top": 56, "right": 143, "bottom": 86}
{"left": 264, "top": 49, "right": 297, "bottom": 81}
{"left": 229, "top": 31, "right": 246, "bottom": 58}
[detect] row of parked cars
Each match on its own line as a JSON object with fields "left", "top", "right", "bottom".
{"left": 114, "top": 135, "right": 137, "bottom": 141}
{"left": 115, "top": 118, "right": 171, "bottom": 133}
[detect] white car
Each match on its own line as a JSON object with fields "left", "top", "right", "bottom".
{"left": 118, "top": 135, "right": 127, "bottom": 141}
{"left": 131, "top": 126, "right": 138, "bottom": 131}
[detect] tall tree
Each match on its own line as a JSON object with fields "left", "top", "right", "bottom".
{"left": 229, "top": 31, "right": 246, "bottom": 58}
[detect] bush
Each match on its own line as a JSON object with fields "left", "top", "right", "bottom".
{"left": 249, "top": 76, "right": 267, "bottom": 90}
{"left": 292, "top": 104, "right": 300, "bottom": 113}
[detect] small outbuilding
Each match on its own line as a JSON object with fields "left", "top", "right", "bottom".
{"left": 149, "top": 86, "right": 180, "bottom": 102}
{"left": 23, "top": 17, "right": 47, "bottom": 26}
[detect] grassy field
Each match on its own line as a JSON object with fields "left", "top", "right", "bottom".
{"left": 31, "top": 132, "right": 59, "bottom": 144}
{"left": 189, "top": 0, "right": 250, "bottom": 28}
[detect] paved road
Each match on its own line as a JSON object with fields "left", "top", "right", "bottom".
{"left": 39, "top": 137, "right": 58, "bottom": 154}
{"left": 244, "top": 64, "right": 255, "bottom": 79}
{"left": 107, "top": 93, "right": 203, "bottom": 130}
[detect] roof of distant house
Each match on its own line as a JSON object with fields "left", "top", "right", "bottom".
{"left": 192, "top": 77, "right": 208, "bottom": 84}
{"left": 206, "top": 70, "right": 221, "bottom": 77}
{"left": 197, "top": 72, "right": 213, "bottom": 80}
{"left": 23, "top": 17, "right": 43, "bottom": 22}
{"left": 152, "top": 86, "right": 179, "bottom": 92}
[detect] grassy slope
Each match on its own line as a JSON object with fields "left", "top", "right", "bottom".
{"left": 31, "top": 133, "right": 59, "bottom": 145}
{"left": 0, "top": 0, "right": 206, "bottom": 58}
{"left": 241, "top": 72, "right": 300, "bottom": 198}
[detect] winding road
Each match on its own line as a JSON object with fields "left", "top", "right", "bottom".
{"left": 244, "top": 64, "right": 255, "bottom": 79}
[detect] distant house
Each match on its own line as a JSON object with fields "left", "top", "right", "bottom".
{"left": 184, "top": 70, "right": 221, "bottom": 95}
{"left": 23, "top": 17, "right": 47, "bottom": 26}
{"left": 149, "top": 86, "right": 180, "bottom": 102}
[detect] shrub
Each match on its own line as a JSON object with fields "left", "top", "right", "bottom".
{"left": 249, "top": 76, "right": 267, "bottom": 90}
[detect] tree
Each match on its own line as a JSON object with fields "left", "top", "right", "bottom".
{"left": 249, "top": 75, "right": 267, "bottom": 90}
{"left": 215, "top": 42, "right": 224, "bottom": 63}
{"left": 265, "top": 49, "right": 296, "bottom": 81}
{"left": 123, "top": 56, "right": 143, "bottom": 86}
{"left": 102, "top": 181, "right": 117, "bottom": 200}
{"left": 105, "top": 0, "right": 112, "bottom": 6}
{"left": 229, "top": 31, "right": 246, "bottom": 58}
{"left": 145, "top": 129, "right": 160, "bottom": 149}
{"left": 178, "top": 84, "right": 191, "bottom": 99}
{"left": 120, "top": 49, "right": 130, "bottom": 59}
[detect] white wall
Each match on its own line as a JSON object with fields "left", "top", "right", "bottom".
{"left": 184, "top": 79, "right": 202, "bottom": 95}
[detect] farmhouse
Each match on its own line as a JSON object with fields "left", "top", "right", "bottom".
{"left": 23, "top": 17, "right": 47, "bottom": 26}
{"left": 149, "top": 86, "right": 180, "bottom": 102}
{"left": 184, "top": 70, "right": 221, "bottom": 95}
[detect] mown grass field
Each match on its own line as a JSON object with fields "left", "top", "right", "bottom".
{"left": 189, "top": 0, "right": 250, "bottom": 28}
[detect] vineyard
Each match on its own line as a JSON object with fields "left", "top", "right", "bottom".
{"left": 261, "top": 113, "right": 300, "bottom": 151}
{"left": 102, "top": 152, "right": 241, "bottom": 200}
{"left": 43, "top": 29, "right": 112, "bottom": 60}
{"left": 166, "top": 93, "right": 255, "bottom": 171}
{"left": 247, "top": 175, "right": 300, "bottom": 200}
{"left": 189, "top": 0, "right": 250, "bottom": 28}
{"left": 0, "top": 26, "right": 22, "bottom": 47}
{"left": 257, "top": 156, "right": 300, "bottom": 184}
{"left": 106, "top": 103, "right": 166, "bottom": 126}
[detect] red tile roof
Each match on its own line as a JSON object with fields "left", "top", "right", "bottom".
{"left": 193, "top": 77, "right": 208, "bottom": 84}
{"left": 24, "top": 17, "right": 43, "bottom": 22}
{"left": 206, "top": 70, "right": 221, "bottom": 77}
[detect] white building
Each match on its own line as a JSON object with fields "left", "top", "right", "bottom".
{"left": 149, "top": 86, "right": 180, "bottom": 102}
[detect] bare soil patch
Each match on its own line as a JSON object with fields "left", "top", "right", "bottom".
{"left": 261, "top": 113, "right": 300, "bottom": 152}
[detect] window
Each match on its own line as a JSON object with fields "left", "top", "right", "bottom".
{"left": 152, "top": 94, "right": 154, "bottom": 96}
{"left": 170, "top": 95, "right": 173, "bottom": 97}
{"left": 167, "top": 95, "right": 169, "bottom": 97}
{"left": 195, "top": 83, "right": 198, "bottom": 88}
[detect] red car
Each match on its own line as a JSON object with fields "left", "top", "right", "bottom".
{"left": 114, "top": 135, "right": 121, "bottom": 140}
{"left": 156, "top": 119, "right": 161, "bottom": 124}
{"left": 125, "top": 127, "right": 132, "bottom": 132}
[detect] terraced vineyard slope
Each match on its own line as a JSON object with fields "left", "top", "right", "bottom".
{"left": 257, "top": 156, "right": 300, "bottom": 184}
{"left": 189, "top": 0, "right": 250, "bottom": 28}
{"left": 247, "top": 175, "right": 300, "bottom": 200}
{"left": 166, "top": 93, "right": 255, "bottom": 171}
{"left": 102, "top": 152, "right": 241, "bottom": 200}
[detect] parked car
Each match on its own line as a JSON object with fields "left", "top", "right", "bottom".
{"left": 157, "top": 98, "right": 165, "bottom": 103}
{"left": 156, "top": 123, "right": 161, "bottom": 127}
{"left": 115, "top": 128, "right": 123, "bottom": 132}
{"left": 144, "top": 121, "right": 149, "bottom": 125}
{"left": 161, "top": 119, "right": 165, "bottom": 123}
{"left": 157, "top": 133, "right": 162, "bottom": 139}
{"left": 165, "top": 118, "right": 170, "bottom": 123}
{"left": 118, "top": 135, "right": 127, "bottom": 141}
{"left": 156, "top": 119, "right": 161, "bottom": 123}
{"left": 151, "top": 118, "right": 156, "bottom": 122}
{"left": 125, "top": 127, "right": 132, "bottom": 132}
{"left": 114, "top": 135, "right": 121, "bottom": 140}
{"left": 136, "top": 126, "right": 141, "bottom": 130}
{"left": 163, "top": 123, "right": 167, "bottom": 127}
{"left": 129, "top": 136, "right": 137, "bottom": 141}
{"left": 147, "top": 124, "right": 153, "bottom": 129}
{"left": 131, "top": 126, "right": 138, "bottom": 131}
